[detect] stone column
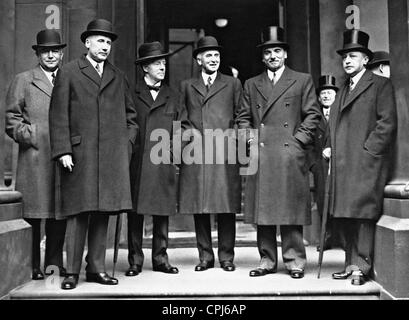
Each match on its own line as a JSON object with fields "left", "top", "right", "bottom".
{"left": 373, "top": 0, "right": 409, "bottom": 300}
{"left": 0, "top": 0, "right": 31, "bottom": 299}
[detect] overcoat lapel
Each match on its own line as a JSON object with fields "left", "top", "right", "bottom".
{"left": 32, "top": 65, "right": 53, "bottom": 97}
{"left": 204, "top": 73, "right": 228, "bottom": 103}
{"left": 340, "top": 70, "right": 373, "bottom": 112}
{"left": 262, "top": 68, "right": 296, "bottom": 118}
{"left": 78, "top": 55, "right": 102, "bottom": 87}
{"left": 100, "top": 62, "right": 116, "bottom": 92}
{"left": 151, "top": 85, "right": 170, "bottom": 111}
{"left": 135, "top": 82, "right": 154, "bottom": 108}
{"left": 191, "top": 77, "right": 207, "bottom": 98}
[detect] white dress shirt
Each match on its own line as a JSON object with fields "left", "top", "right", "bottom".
{"left": 86, "top": 55, "right": 104, "bottom": 77}
{"left": 40, "top": 66, "right": 58, "bottom": 86}
{"left": 144, "top": 76, "right": 161, "bottom": 101}
{"left": 267, "top": 65, "right": 285, "bottom": 84}
{"left": 201, "top": 71, "right": 217, "bottom": 87}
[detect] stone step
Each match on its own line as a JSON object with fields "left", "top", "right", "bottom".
{"left": 9, "top": 247, "right": 381, "bottom": 300}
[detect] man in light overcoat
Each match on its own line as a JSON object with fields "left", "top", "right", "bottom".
{"left": 179, "top": 36, "right": 243, "bottom": 272}
{"left": 6, "top": 29, "right": 67, "bottom": 280}
{"left": 236, "top": 26, "right": 321, "bottom": 279}
{"left": 49, "top": 19, "right": 138, "bottom": 289}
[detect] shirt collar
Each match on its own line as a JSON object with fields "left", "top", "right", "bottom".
{"left": 144, "top": 76, "right": 161, "bottom": 88}
{"left": 201, "top": 71, "right": 217, "bottom": 85}
{"left": 39, "top": 65, "right": 58, "bottom": 85}
{"left": 267, "top": 65, "right": 285, "bottom": 82}
{"left": 86, "top": 54, "right": 104, "bottom": 72}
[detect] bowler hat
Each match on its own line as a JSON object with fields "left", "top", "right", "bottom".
{"left": 316, "top": 75, "right": 339, "bottom": 94}
{"left": 32, "top": 29, "right": 66, "bottom": 51}
{"left": 193, "top": 36, "right": 222, "bottom": 58}
{"left": 80, "top": 19, "right": 118, "bottom": 43}
{"left": 135, "top": 42, "right": 173, "bottom": 64}
{"left": 336, "top": 29, "right": 373, "bottom": 59}
{"left": 257, "top": 26, "right": 289, "bottom": 50}
{"left": 366, "top": 51, "right": 390, "bottom": 68}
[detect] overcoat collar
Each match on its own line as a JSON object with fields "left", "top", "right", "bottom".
{"left": 256, "top": 67, "right": 296, "bottom": 119}
{"left": 78, "top": 55, "right": 115, "bottom": 91}
{"left": 135, "top": 81, "right": 170, "bottom": 112}
{"left": 191, "top": 72, "right": 228, "bottom": 104}
{"left": 32, "top": 65, "right": 53, "bottom": 97}
{"left": 340, "top": 69, "right": 373, "bottom": 112}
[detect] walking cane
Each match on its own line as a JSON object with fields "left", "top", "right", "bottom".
{"left": 317, "top": 161, "right": 331, "bottom": 279}
{"left": 112, "top": 212, "right": 123, "bottom": 278}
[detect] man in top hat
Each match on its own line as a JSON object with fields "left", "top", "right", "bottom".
{"left": 126, "top": 41, "right": 189, "bottom": 276}
{"left": 49, "top": 19, "right": 138, "bottom": 289}
{"left": 327, "top": 29, "right": 396, "bottom": 285}
{"left": 6, "top": 29, "right": 67, "bottom": 280}
{"left": 179, "top": 36, "right": 243, "bottom": 272}
{"left": 236, "top": 26, "right": 321, "bottom": 279}
{"left": 366, "top": 51, "right": 390, "bottom": 78}
{"left": 311, "top": 75, "right": 338, "bottom": 251}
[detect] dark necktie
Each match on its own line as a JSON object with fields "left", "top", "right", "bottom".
{"left": 349, "top": 78, "right": 354, "bottom": 93}
{"left": 147, "top": 84, "right": 161, "bottom": 92}
{"left": 206, "top": 76, "right": 212, "bottom": 92}
{"left": 51, "top": 72, "right": 56, "bottom": 85}
{"left": 95, "top": 63, "right": 102, "bottom": 77}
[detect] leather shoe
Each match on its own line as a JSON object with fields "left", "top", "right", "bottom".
{"left": 351, "top": 270, "right": 366, "bottom": 286}
{"left": 332, "top": 270, "right": 352, "bottom": 280}
{"left": 32, "top": 268, "right": 45, "bottom": 280}
{"left": 85, "top": 272, "right": 118, "bottom": 285}
{"left": 153, "top": 264, "right": 179, "bottom": 274}
{"left": 194, "top": 261, "right": 214, "bottom": 272}
{"left": 61, "top": 274, "right": 79, "bottom": 290}
{"left": 290, "top": 269, "right": 304, "bottom": 279}
{"left": 249, "top": 268, "right": 275, "bottom": 277}
{"left": 220, "top": 261, "right": 235, "bottom": 272}
{"left": 45, "top": 266, "right": 67, "bottom": 277}
{"left": 125, "top": 265, "right": 142, "bottom": 277}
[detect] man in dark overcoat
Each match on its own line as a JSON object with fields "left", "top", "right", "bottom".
{"left": 49, "top": 19, "right": 138, "bottom": 289}
{"left": 328, "top": 30, "right": 397, "bottom": 285}
{"left": 236, "top": 26, "right": 321, "bottom": 279}
{"left": 6, "top": 29, "right": 67, "bottom": 280}
{"left": 311, "top": 75, "right": 338, "bottom": 251}
{"left": 366, "top": 51, "right": 390, "bottom": 78}
{"left": 126, "top": 42, "right": 188, "bottom": 276}
{"left": 179, "top": 36, "right": 243, "bottom": 272}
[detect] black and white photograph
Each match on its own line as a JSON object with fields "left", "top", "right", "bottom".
{"left": 0, "top": 0, "right": 408, "bottom": 313}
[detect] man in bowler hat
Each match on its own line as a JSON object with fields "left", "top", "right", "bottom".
{"left": 328, "top": 30, "right": 396, "bottom": 285}
{"left": 236, "top": 26, "right": 321, "bottom": 279}
{"left": 6, "top": 29, "right": 67, "bottom": 280}
{"left": 311, "top": 75, "right": 338, "bottom": 251}
{"left": 126, "top": 41, "right": 188, "bottom": 276}
{"left": 366, "top": 51, "right": 390, "bottom": 78}
{"left": 49, "top": 19, "right": 138, "bottom": 289}
{"left": 179, "top": 36, "right": 243, "bottom": 272}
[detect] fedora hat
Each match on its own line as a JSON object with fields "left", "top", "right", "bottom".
{"left": 193, "top": 36, "right": 222, "bottom": 58}
{"left": 316, "top": 75, "right": 338, "bottom": 94}
{"left": 80, "top": 19, "right": 118, "bottom": 43}
{"left": 135, "top": 42, "right": 173, "bottom": 64}
{"left": 32, "top": 29, "right": 66, "bottom": 51}
{"left": 257, "top": 26, "right": 289, "bottom": 50}
{"left": 366, "top": 51, "right": 390, "bottom": 68}
{"left": 336, "top": 29, "right": 373, "bottom": 59}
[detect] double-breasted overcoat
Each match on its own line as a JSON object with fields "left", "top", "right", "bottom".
{"left": 49, "top": 55, "right": 138, "bottom": 218}
{"left": 237, "top": 67, "right": 321, "bottom": 225}
{"left": 6, "top": 66, "right": 57, "bottom": 218}
{"left": 328, "top": 70, "right": 397, "bottom": 220}
{"left": 178, "top": 72, "right": 243, "bottom": 214}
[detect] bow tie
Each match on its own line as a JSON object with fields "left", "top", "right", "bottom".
{"left": 147, "top": 84, "right": 161, "bottom": 91}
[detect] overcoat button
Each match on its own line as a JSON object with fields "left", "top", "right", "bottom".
{"left": 284, "top": 122, "right": 288, "bottom": 128}
{"left": 260, "top": 142, "right": 265, "bottom": 147}
{"left": 284, "top": 143, "right": 289, "bottom": 147}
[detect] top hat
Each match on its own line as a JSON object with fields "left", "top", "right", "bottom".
{"left": 316, "top": 75, "right": 339, "bottom": 94}
{"left": 257, "top": 26, "right": 289, "bottom": 50}
{"left": 366, "top": 51, "right": 390, "bottom": 68}
{"left": 135, "top": 41, "right": 173, "bottom": 64}
{"left": 336, "top": 29, "right": 373, "bottom": 59}
{"left": 80, "top": 19, "right": 118, "bottom": 43}
{"left": 32, "top": 29, "right": 66, "bottom": 51}
{"left": 193, "top": 36, "right": 222, "bottom": 58}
